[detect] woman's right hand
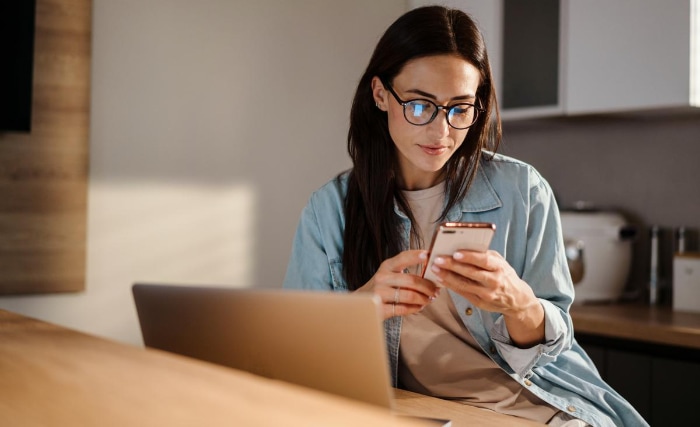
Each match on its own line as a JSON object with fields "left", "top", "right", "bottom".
{"left": 355, "top": 249, "right": 440, "bottom": 319}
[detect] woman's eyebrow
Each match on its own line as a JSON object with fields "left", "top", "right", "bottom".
{"left": 405, "top": 88, "right": 476, "bottom": 102}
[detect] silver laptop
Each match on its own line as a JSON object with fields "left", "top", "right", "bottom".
{"left": 132, "top": 283, "right": 394, "bottom": 409}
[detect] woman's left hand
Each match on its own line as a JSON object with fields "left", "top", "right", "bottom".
{"left": 430, "top": 249, "right": 545, "bottom": 347}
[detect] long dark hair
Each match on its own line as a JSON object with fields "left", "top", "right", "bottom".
{"left": 343, "top": 6, "right": 501, "bottom": 290}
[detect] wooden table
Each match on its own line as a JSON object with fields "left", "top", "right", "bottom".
{"left": 394, "top": 389, "right": 544, "bottom": 426}
{"left": 0, "top": 310, "right": 542, "bottom": 426}
{"left": 570, "top": 303, "right": 700, "bottom": 349}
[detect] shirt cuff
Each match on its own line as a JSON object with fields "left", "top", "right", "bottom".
{"left": 490, "top": 299, "right": 570, "bottom": 377}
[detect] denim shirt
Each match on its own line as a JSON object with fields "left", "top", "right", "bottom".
{"left": 283, "top": 153, "right": 648, "bottom": 427}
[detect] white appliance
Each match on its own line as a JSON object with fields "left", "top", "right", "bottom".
{"left": 560, "top": 210, "right": 636, "bottom": 304}
{"left": 673, "top": 254, "right": 700, "bottom": 313}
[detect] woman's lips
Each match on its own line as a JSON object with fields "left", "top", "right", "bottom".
{"left": 419, "top": 145, "right": 448, "bottom": 156}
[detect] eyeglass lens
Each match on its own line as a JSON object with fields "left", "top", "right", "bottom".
{"left": 404, "top": 100, "right": 477, "bottom": 129}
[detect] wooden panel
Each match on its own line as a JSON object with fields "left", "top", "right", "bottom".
{"left": 0, "top": 0, "right": 91, "bottom": 294}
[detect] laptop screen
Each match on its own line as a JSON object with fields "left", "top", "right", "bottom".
{"left": 132, "top": 283, "right": 394, "bottom": 408}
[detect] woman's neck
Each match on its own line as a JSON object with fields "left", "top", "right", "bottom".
{"left": 398, "top": 170, "right": 445, "bottom": 191}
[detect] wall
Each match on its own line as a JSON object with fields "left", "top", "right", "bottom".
{"left": 0, "top": 0, "right": 407, "bottom": 345}
{"left": 501, "top": 112, "right": 700, "bottom": 299}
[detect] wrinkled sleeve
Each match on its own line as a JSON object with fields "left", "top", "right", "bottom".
{"left": 491, "top": 300, "right": 571, "bottom": 377}
{"left": 490, "top": 173, "right": 575, "bottom": 377}
{"left": 282, "top": 197, "right": 335, "bottom": 291}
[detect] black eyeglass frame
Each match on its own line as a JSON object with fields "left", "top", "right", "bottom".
{"left": 381, "top": 79, "right": 485, "bottom": 130}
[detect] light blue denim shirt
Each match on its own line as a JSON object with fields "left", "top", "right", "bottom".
{"left": 283, "top": 152, "right": 648, "bottom": 427}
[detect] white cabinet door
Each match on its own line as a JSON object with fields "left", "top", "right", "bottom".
{"left": 562, "top": 0, "right": 694, "bottom": 114}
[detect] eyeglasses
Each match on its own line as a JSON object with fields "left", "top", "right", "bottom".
{"left": 382, "top": 80, "right": 484, "bottom": 130}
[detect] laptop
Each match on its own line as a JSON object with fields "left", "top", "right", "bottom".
{"left": 132, "top": 283, "right": 395, "bottom": 409}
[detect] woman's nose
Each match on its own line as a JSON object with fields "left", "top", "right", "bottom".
{"left": 427, "top": 109, "right": 451, "bottom": 138}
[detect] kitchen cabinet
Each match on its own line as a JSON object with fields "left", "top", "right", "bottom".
{"left": 651, "top": 356, "right": 700, "bottom": 426}
{"left": 570, "top": 304, "right": 700, "bottom": 425}
{"left": 407, "top": 0, "right": 699, "bottom": 119}
{"left": 605, "top": 348, "right": 652, "bottom": 422}
{"left": 578, "top": 335, "right": 699, "bottom": 425}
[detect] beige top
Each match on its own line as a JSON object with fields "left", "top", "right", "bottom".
{"left": 400, "top": 183, "right": 559, "bottom": 424}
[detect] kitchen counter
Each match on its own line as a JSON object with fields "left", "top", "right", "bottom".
{"left": 570, "top": 303, "right": 700, "bottom": 350}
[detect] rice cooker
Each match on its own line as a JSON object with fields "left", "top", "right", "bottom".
{"left": 559, "top": 209, "right": 636, "bottom": 304}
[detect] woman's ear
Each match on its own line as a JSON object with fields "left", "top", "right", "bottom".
{"left": 371, "top": 76, "right": 388, "bottom": 111}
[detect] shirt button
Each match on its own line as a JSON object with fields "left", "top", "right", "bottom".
{"left": 465, "top": 307, "right": 473, "bottom": 316}
{"left": 567, "top": 405, "right": 576, "bottom": 413}
{"left": 524, "top": 379, "right": 532, "bottom": 386}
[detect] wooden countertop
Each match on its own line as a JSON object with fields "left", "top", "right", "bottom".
{"left": 0, "top": 310, "right": 542, "bottom": 427}
{"left": 570, "top": 303, "right": 700, "bottom": 350}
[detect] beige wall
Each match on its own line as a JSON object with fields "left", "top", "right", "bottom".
{"left": 0, "top": 0, "right": 407, "bottom": 345}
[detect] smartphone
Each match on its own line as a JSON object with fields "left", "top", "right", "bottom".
{"left": 421, "top": 222, "right": 496, "bottom": 284}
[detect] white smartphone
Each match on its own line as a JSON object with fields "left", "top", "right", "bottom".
{"left": 421, "top": 222, "right": 496, "bottom": 284}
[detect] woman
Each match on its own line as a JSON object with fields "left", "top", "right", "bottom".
{"left": 283, "top": 6, "right": 647, "bottom": 427}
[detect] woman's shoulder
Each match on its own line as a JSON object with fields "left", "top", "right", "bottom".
{"left": 481, "top": 151, "right": 536, "bottom": 172}
{"left": 306, "top": 170, "right": 350, "bottom": 209}
{"left": 480, "top": 151, "right": 549, "bottom": 187}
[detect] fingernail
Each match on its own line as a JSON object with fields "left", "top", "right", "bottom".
{"left": 419, "top": 251, "right": 428, "bottom": 260}
{"left": 453, "top": 252, "right": 464, "bottom": 260}
{"left": 431, "top": 265, "right": 441, "bottom": 273}
{"left": 434, "top": 257, "right": 445, "bottom": 265}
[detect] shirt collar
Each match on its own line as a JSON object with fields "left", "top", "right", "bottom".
{"left": 445, "top": 163, "right": 502, "bottom": 221}
{"left": 394, "top": 161, "right": 503, "bottom": 220}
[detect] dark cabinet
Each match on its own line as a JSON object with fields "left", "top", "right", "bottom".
{"left": 501, "top": 0, "right": 559, "bottom": 110}
{"left": 651, "top": 357, "right": 700, "bottom": 426}
{"left": 578, "top": 334, "right": 700, "bottom": 425}
{"left": 606, "top": 349, "right": 652, "bottom": 422}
